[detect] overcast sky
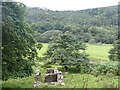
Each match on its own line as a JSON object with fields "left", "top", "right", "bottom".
{"left": 17, "top": 0, "right": 119, "bottom": 11}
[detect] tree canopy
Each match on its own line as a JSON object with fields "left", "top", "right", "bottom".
{"left": 109, "top": 40, "right": 120, "bottom": 61}
{"left": 44, "top": 32, "right": 89, "bottom": 67}
{"left": 26, "top": 6, "right": 117, "bottom": 44}
{"left": 2, "top": 2, "right": 42, "bottom": 80}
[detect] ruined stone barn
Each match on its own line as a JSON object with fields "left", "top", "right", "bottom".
{"left": 44, "top": 68, "right": 63, "bottom": 83}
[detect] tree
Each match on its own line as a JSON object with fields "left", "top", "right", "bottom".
{"left": 26, "top": 6, "right": 117, "bottom": 44}
{"left": 109, "top": 40, "right": 120, "bottom": 61}
{"left": 88, "top": 38, "right": 96, "bottom": 44}
{"left": 40, "top": 30, "right": 62, "bottom": 43}
{"left": 33, "top": 31, "right": 42, "bottom": 42}
{"left": 2, "top": 2, "right": 42, "bottom": 80}
{"left": 44, "top": 32, "right": 89, "bottom": 70}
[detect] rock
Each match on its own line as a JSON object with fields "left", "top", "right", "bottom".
{"left": 33, "top": 69, "right": 42, "bottom": 87}
{"left": 46, "top": 68, "right": 54, "bottom": 74}
{"left": 44, "top": 68, "right": 64, "bottom": 83}
{"left": 57, "top": 71, "right": 63, "bottom": 82}
{"left": 60, "top": 82, "right": 65, "bottom": 86}
{"left": 33, "top": 68, "right": 64, "bottom": 86}
{"left": 33, "top": 81, "right": 42, "bottom": 87}
{"left": 44, "top": 74, "right": 57, "bottom": 82}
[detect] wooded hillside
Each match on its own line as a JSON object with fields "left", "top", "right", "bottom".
{"left": 26, "top": 6, "right": 118, "bottom": 44}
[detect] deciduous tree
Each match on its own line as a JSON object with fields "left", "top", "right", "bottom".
{"left": 2, "top": 2, "right": 42, "bottom": 80}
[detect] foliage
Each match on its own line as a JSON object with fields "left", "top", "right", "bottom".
{"left": 88, "top": 38, "right": 96, "bottom": 44}
{"left": 109, "top": 40, "right": 120, "bottom": 61}
{"left": 37, "top": 30, "right": 62, "bottom": 43}
{"left": 2, "top": 2, "right": 42, "bottom": 80}
{"left": 71, "top": 61, "right": 119, "bottom": 77}
{"left": 2, "top": 70, "right": 119, "bottom": 88}
{"left": 77, "top": 63, "right": 94, "bottom": 74}
{"left": 38, "top": 43, "right": 112, "bottom": 61}
{"left": 44, "top": 32, "right": 89, "bottom": 67}
{"left": 27, "top": 6, "right": 117, "bottom": 44}
{"left": 91, "top": 61, "right": 119, "bottom": 76}
{"left": 33, "top": 31, "right": 42, "bottom": 42}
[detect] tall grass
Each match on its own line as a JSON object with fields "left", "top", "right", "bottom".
{"left": 2, "top": 72, "right": 118, "bottom": 88}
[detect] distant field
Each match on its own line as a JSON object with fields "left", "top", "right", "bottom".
{"left": 37, "top": 43, "right": 112, "bottom": 61}
{"left": 37, "top": 43, "right": 48, "bottom": 57}
{"left": 85, "top": 44, "right": 112, "bottom": 61}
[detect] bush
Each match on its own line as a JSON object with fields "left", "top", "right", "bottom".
{"left": 91, "top": 62, "right": 119, "bottom": 76}
{"left": 76, "top": 61, "right": 119, "bottom": 76}
{"left": 88, "top": 39, "right": 96, "bottom": 44}
{"left": 41, "top": 65, "right": 52, "bottom": 68}
{"left": 77, "top": 63, "right": 95, "bottom": 74}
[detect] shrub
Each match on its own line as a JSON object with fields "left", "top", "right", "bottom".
{"left": 91, "top": 61, "right": 119, "bottom": 76}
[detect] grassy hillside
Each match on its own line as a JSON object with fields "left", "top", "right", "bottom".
{"left": 37, "top": 43, "right": 112, "bottom": 61}
{"left": 2, "top": 73, "right": 118, "bottom": 88}
{"left": 3, "top": 43, "right": 118, "bottom": 88}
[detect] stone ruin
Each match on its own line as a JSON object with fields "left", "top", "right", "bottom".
{"left": 33, "top": 68, "right": 64, "bottom": 87}
{"left": 44, "top": 68, "right": 63, "bottom": 83}
{"left": 33, "top": 69, "right": 42, "bottom": 87}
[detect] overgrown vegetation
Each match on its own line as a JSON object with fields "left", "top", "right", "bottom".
{"left": 109, "top": 40, "right": 120, "bottom": 61}
{"left": 2, "top": 42, "right": 119, "bottom": 88}
{"left": 2, "top": 65, "right": 119, "bottom": 88}
{"left": 2, "top": 2, "right": 119, "bottom": 89}
{"left": 2, "top": 2, "right": 42, "bottom": 80}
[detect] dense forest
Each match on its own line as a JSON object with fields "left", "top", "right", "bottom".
{"left": 26, "top": 6, "right": 118, "bottom": 44}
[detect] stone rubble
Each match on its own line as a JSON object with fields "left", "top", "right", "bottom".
{"left": 33, "top": 69, "right": 42, "bottom": 87}
{"left": 33, "top": 68, "right": 64, "bottom": 87}
{"left": 44, "top": 68, "right": 63, "bottom": 83}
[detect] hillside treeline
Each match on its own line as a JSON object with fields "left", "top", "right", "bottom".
{"left": 26, "top": 6, "right": 118, "bottom": 44}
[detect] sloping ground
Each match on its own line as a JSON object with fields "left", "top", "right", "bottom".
{"left": 3, "top": 43, "right": 118, "bottom": 88}
{"left": 2, "top": 68, "right": 119, "bottom": 88}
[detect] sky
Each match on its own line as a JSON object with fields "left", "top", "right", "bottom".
{"left": 16, "top": 0, "right": 119, "bottom": 11}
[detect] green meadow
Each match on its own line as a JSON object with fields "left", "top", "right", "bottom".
{"left": 37, "top": 43, "right": 48, "bottom": 57}
{"left": 2, "top": 66, "right": 118, "bottom": 88}
{"left": 38, "top": 43, "right": 112, "bottom": 61}
{"left": 2, "top": 74, "right": 118, "bottom": 88}
{"left": 85, "top": 44, "right": 112, "bottom": 61}
{"left": 3, "top": 43, "right": 119, "bottom": 88}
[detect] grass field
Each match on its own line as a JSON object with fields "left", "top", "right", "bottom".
{"left": 37, "top": 43, "right": 48, "bottom": 57}
{"left": 37, "top": 43, "right": 112, "bottom": 61}
{"left": 2, "top": 66, "right": 118, "bottom": 88}
{"left": 85, "top": 44, "right": 112, "bottom": 61}
{"left": 3, "top": 43, "right": 117, "bottom": 88}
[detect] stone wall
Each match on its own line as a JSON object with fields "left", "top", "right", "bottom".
{"left": 44, "top": 68, "right": 63, "bottom": 83}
